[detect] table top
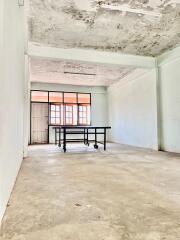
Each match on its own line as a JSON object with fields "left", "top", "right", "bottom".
{"left": 52, "top": 125, "right": 111, "bottom": 129}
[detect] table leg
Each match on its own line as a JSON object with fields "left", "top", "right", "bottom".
{"left": 104, "top": 128, "right": 106, "bottom": 151}
{"left": 58, "top": 128, "right": 61, "bottom": 147}
{"left": 95, "top": 128, "right": 97, "bottom": 145}
{"left": 84, "top": 129, "right": 86, "bottom": 145}
{"left": 55, "top": 128, "right": 57, "bottom": 145}
{"left": 94, "top": 128, "right": 98, "bottom": 149}
{"left": 87, "top": 128, "right": 89, "bottom": 146}
{"left": 63, "top": 128, "right": 66, "bottom": 153}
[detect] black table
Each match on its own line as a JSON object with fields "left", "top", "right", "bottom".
{"left": 53, "top": 126, "right": 111, "bottom": 152}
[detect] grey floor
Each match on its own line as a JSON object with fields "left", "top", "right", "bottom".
{"left": 1, "top": 143, "right": 180, "bottom": 240}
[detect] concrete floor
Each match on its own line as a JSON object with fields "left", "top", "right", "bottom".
{"left": 1, "top": 143, "right": 180, "bottom": 240}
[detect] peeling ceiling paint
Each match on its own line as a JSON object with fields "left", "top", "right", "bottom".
{"left": 28, "top": 0, "right": 180, "bottom": 56}
{"left": 30, "top": 58, "right": 137, "bottom": 86}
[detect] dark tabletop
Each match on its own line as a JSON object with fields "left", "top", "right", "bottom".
{"left": 51, "top": 125, "right": 111, "bottom": 129}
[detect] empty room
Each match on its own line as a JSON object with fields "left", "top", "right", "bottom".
{"left": 1, "top": 0, "right": 180, "bottom": 239}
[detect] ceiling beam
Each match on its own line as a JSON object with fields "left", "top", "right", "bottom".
{"left": 28, "top": 42, "right": 156, "bottom": 69}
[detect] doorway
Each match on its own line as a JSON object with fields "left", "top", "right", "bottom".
{"left": 31, "top": 103, "right": 49, "bottom": 144}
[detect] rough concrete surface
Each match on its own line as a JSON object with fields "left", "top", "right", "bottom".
{"left": 1, "top": 143, "right": 180, "bottom": 240}
{"left": 28, "top": 0, "right": 180, "bottom": 56}
{"left": 30, "top": 58, "right": 136, "bottom": 86}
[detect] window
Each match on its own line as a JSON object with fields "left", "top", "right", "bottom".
{"left": 65, "top": 104, "right": 77, "bottom": 125}
{"left": 49, "top": 92, "right": 63, "bottom": 103}
{"left": 78, "top": 94, "right": 90, "bottom": 125}
{"left": 31, "top": 90, "right": 91, "bottom": 126}
{"left": 79, "top": 105, "right": 90, "bottom": 125}
{"left": 64, "top": 92, "right": 77, "bottom": 103}
{"left": 65, "top": 105, "right": 73, "bottom": 125}
{"left": 31, "top": 91, "right": 48, "bottom": 102}
{"left": 50, "top": 104, "right": 63, "bottom": 125}
{"left": 78, "top": 93, "right": 90, "bottom": 104}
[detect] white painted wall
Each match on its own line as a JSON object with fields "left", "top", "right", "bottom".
{"left": 108, "top": 69, "right": 158, "bottom": 150}
{"left": 30, "top": 83, "right": 108, "bottom": 143}
{"left": 159, "top": 54, "right": 180, "bottom": 153}
{"left": 0, "top": 0, "right": 25, "bottom": 223}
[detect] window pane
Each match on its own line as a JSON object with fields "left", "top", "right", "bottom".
{"left": 51, "top": 118, "right": 55, "bottom": 124}
{"left": 64, "top": 93, "right": 77, "bottom": 103}
{"left": 78, "top": 93, "right": 90, "bottom": 104}
{"left": 50, "top": 104, "right": 63, "bottom": 125}
{"left": 65, "top": 105, "right": 72, "bottom": 125}
{"left": 72, "top": 105, "right": 77, "bottom": 125}
{"left": 51, "top": 105, "right": 55, "bottom": 111}
{"left": 51, "top": 112, "right": 55, "bottom": 118}
{"left": 56, "top": 112, "right": 60, "bottom": 118}
{"left": 31, "top": 91, "right": 48, "bottom": 102}
{"left": 66, "top": 106, "right": 70, "bottom": 111}
{"left": 78, "top": 104, "right": 90, "bottom": 125}
{"left": 56, "top": 105, "right": 60, "bottom": 111}
{"left": 66, "top": 119, "right": 70, "bottom": 124}
{"left": 87, "top": 105, "right": 90, "bottom": 125}
{"left": 49, "top": 92, "right": 63, "bottom": 102}
{"left": 61, "top": 107, "right": 64, "bottom": 125}
{"left": 56, "top": 118, "right": 60, "bottom": 124}
{"left": 65, "top": 104, "right": 77, "bottom": 125}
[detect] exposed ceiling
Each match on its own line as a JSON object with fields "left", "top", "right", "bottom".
{"left": 30, "top": 58, "right": 138, "bottom": 86}
{"left": 28, "top": 0, "right": 180, "bottom": 57}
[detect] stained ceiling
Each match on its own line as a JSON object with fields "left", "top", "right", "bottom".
{"left": 28, "top": 0, "right": 180, "bottom": 57}
{"left": 30, "top": 58, "right": 138, "bottom": 86}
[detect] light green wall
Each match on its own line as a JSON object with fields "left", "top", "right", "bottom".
{"left": 108, "top": 69, "right": 158, "bottom": 150}
{"left": 0, "top": 0, "right": 25, "bottom": 223}
{"left": 159, "top": 56, "right": 180, "bottom": 153}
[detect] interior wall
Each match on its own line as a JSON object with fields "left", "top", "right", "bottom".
{"left": 159, "top": 55, "right": 180, "bottom": 153}
{"left": 30, "top": 82, "right": 108, "bottom": 143}
{"left": 0, "top": 0, "right": 25, "bottom": 223}
{"left": 108, "top": 69, "right": 158, "bottom": 150}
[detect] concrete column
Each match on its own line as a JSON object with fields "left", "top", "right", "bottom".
{"left": 23, "top": 55, "right": 30, "bottom": 157}
{"left": 155, "top": 62, "right": 161, "bottom": 151}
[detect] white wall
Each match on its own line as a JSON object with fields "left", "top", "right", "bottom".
{"left": 108, "top": 69, "right": 158, "bottom": 150}
{"left": 31, "top": 82, "right": 108, "bottom": 143}
{"left": 0, "top": 0, "right": 25, "bottom": 223}
{"left": 159, "top": 52, "right": 180, "bottom": 153}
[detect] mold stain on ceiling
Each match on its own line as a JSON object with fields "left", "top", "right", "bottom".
{"left": 28, "top": 0, "right": 180, "bottom": 56}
